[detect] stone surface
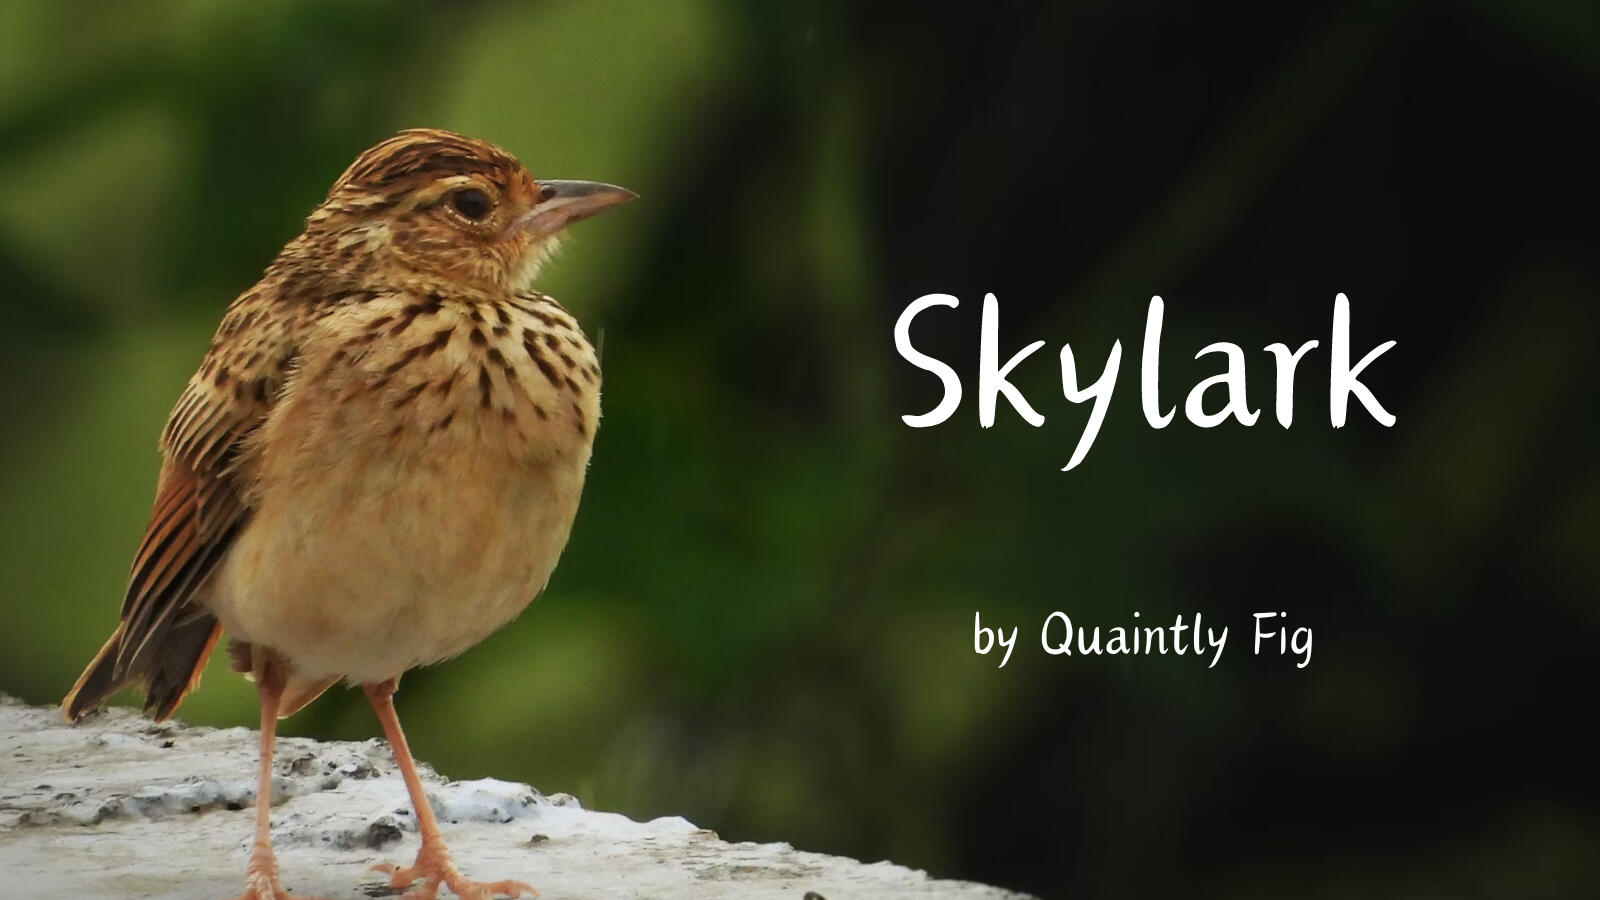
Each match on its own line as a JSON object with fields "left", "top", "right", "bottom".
{"left": 0, "top": 696, "right": 1030, "bottom": 899}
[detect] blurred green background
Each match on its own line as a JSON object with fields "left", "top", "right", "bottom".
{"left": 2, "top": 1, "right": 1597, "bottom": 898}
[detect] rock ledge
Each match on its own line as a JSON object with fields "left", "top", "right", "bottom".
{"left": 0, "top": 696, "right": 1029, "bottom": 899}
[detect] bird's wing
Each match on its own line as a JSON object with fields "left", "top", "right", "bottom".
{"left": 113, "top": 288, "right": 300, "bottom": 675}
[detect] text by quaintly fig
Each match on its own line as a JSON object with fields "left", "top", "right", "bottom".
{"left": 973, "top": 610, "right": 1313, "bottom": 669}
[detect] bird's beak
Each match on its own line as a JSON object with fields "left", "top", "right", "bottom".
{"left": 517, "top": 180, "right": 637, "bottom": 237}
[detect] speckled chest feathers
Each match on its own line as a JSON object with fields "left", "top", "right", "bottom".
{"left": 178, "top": 284, "right": 604, "bottom": 682}
{"left": 224, "top": 287, "right": 602, "bottom": 463}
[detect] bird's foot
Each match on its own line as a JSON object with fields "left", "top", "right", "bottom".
{"left": 225, "top": 847, "right": 330, "bottom": 900}
{"left": 370, "top": 842, "right": 535, "bottom": 900}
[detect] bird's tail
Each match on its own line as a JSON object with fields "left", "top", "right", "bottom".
{"left": 62, "top": 615, "right": 223, "bottom": 722}
{"left": 61, "top": 627, "right": 125, "bottom": 722}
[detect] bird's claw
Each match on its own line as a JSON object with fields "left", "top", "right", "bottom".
{"left": 369, "top": 850, "right": 535, "bottom": 900}
{"left": 223, "top": 851, "right": 331, "bottom": 900}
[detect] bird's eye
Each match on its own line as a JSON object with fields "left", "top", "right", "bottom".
{"left": 449, "top": 188, "right": 492, "bottom": 221}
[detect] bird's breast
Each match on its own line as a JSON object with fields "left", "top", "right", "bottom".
{"left": 209, "top": 292, "right": 601, "bottom": 681}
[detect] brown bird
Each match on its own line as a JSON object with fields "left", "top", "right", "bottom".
{"left": 61, "top": 128, "right": 634, "bottom": 900}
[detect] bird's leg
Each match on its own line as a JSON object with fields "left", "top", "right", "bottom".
{"left": 227, "top": 660, "right": 326, "bottom": 900}
{"left": 364, "top": 679, "right": 536, "bottom": 900}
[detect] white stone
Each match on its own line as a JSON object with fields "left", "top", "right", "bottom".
{"left": 0, "top": 696, "right": 1030, "bottom": 899}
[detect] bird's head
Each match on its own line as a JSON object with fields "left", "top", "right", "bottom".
{"left": 303, "top": 128, "right": 635, "bottom": 293}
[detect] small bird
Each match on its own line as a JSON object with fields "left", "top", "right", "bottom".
{"left": 61, "top": 128, "right": 634, "bottom": 900}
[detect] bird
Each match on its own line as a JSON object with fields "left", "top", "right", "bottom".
{"left": 60, "top": 128, "right": 634, "bottom": 900}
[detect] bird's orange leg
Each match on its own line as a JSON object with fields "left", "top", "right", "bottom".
{"left": 364, "top": 679, "right": 536, "bottom": 900}
{"left": 228, "top": 662, "right": 327, "bottom": 900}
